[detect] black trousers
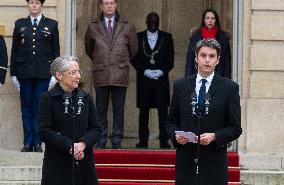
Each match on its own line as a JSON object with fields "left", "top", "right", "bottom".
{"left": 95, "top": 86, "right": 127, "bottom": 147}
{"left": 138, "top": 106, "right": 169, "bottom": 144}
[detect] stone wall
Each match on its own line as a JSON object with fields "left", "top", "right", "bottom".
{"left": 240, "top": 0, "right": 284, "bottom": 170}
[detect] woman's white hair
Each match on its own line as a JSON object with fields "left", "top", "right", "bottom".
{"left": 50, "top": 56, "right": 79, "bottom": 77}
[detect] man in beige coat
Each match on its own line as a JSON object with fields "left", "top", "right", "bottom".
{"left": 85, "top": 0, "right": 138, "bottom": 149}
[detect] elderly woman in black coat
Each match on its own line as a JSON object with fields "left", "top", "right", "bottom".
{"left": 39, "top": 56, "right": 101, "bottom": 185}
{"left": 185, "top": 8, "right": 231, "bottom": 79}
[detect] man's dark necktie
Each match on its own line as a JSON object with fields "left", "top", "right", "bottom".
{"left": 198, "top": 79, "right": 207, "bottom": 107}
{"left": 33, "top": 18, "right": 38, "bottom": 26}
{"left": 107, "top": 19, "right": 113, "bottom": 40}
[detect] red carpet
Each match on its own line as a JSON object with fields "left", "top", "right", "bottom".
{"left": 100, "top": 183, "right": 240, "bottom": 185}
{"left": 94, "top": 149, "right": 240, "bottom": 185}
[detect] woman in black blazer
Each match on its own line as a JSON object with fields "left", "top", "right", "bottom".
{"left": 185, "top": 9, "right": 231, "bottom": 79}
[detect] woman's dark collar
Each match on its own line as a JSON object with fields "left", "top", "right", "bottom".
{"left": 50, "top": 83, "right": 86, "bottom": 98}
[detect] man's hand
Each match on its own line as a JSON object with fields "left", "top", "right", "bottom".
{"left": 74, "top": 151, "right": 84, "bottom": 160}
{"left": 70, "top": 142, "right": 86, "bottom": 160}
{"left": 11, "top": 76, "right": 20, "bottom": 91}
{"left": 200, "top": 133, "right": 216, "bottom": 145}
{"left": 152, "top": 69, "right": 164, "bottom": 79}
{"left": 144, "top": 69, "right": 158, "bottom": 80}
{"left": 144, "top": 69, "right": 153, "bottom": 78}
{"left": 74, "top": 142, "right": 86, "bottom": 153}
{"left": 176, "top": 135, "right": 188, "bottom": 145}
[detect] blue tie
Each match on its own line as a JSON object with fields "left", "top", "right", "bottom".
{"left": 33, "top": 18, "right": 38, "bottom": 26}
{"left": 198, "top": 79, "right": 207, "bottom": 107}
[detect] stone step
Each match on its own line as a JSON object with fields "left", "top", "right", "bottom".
{"left": 0, "top": 166, "right": 41, "bottom": 181}
{"left": 1, "top": 166, "right": 284, "bottom": 185}
{"left": 0, "top": 149, "right": 43, "bottom": 166}
{"left": 0, "top": 181, "right": 40, "bottom": 185}
{"left": 241, "top": 170, "right": 284, "bottom": 185}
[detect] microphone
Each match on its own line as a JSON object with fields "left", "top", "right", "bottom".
{"left": 190, "top": 93, "right": 197, "bottom": 116}
{"left": 63, "top": 92, "right": 72, "bottom": 114}
{"left": 204, "top": 93, "right": 211, "bottom": 115}
{"left": 77, "top": 92, "right": 84, "bottom": 115}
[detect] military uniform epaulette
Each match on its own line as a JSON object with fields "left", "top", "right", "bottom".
{"left": 15, "top": 16, "right": 57, "bottom": 25}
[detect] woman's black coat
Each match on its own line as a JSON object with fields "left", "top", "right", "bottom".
{"left": 185, "top": 30, "right": 231, "bottom": 79}
{"left": 39, "top": 84, "right": 101, "bottom": 185}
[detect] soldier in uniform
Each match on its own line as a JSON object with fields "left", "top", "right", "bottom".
{"left": 0, "top": 35, "right": 8, "bottom": 86}
{"left": 10, "top": 0, "right": 60, "bottom": 152}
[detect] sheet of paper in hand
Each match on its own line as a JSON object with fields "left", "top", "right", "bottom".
{"left": 175, "top": 131, "right": 197, "bottom": 143}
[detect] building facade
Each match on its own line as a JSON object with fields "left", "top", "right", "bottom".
{"left": 0, "top": 0, "right": 284, "bottom": 184}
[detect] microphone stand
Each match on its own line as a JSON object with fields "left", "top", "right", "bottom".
{"left": 71, "top": 106, "right": 76, "bottom": 185}
{"left": 192, "top": 94, "right": 210, "bottom": 185}
{"left": 72, "top": 94, "right": 84, "bottom": 185}
{"left": 74, "top": 94, "right": 84, "bottom": 185}
{"left": 194, "top": 109, "right": 204, "bottom": 185}
{"left": 64, "top": 96, "right": 78, "bottom": 185}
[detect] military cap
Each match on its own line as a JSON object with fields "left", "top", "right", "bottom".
{"left": 26, "top": 0, "right": 45, "bottom": 4}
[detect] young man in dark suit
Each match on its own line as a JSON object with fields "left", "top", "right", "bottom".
{"left": 165, "top": 39, "right": 242, "bottom": 185}
{"left": 10, "top": 0, "right": 60, "bottom": 152}
{"left": 131, "top": 12, "right": 174, "bottom": 148}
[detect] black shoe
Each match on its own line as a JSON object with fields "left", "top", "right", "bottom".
{"left": 135, "top": 142, "right": 148, "bottom": 148}
{"left": 112, "top": 144, "right": 121, "bottom": 149}
{"left": 34, "top": 145, "right": 43, "bottom": 152}
{"left": 21, "top": 145, "right": 33, "bottom": 152}
{"left": 160, "top": 142, "right": 171, "bottom": 149}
